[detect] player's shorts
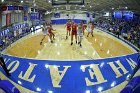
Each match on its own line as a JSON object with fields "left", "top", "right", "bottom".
{"left": 83, "top": 29, "right": 85, "bottom": 32}
{"left": 77, "top": 32, "right": 83, "bottom": 37}
{"left": 72, "top": 30, "right": 77, "bottom": 35}
{"left": 48, "top": 31, "right": 53, "bottom": 35}
{"left": 43, "top": 31, "right": 47, "bottom": 35}
{"left": 88, "top": 29, "right": 93, "bottom": 32}
{"left": 77, "top": 30, "right": 83, "bottom": 37}
{"left": 67, "top": 28, "right": 71, "bottom": 31}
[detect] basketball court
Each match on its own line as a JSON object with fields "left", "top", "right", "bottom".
{"left": 3, "top": 25, "right": 136, "bottom": 60}
{"left": 0, "top": 0, "right": 140, "bottom": 93}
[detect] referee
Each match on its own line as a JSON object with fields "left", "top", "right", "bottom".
{"left": 0, "top": 53, "right": 11, "bottom": 76}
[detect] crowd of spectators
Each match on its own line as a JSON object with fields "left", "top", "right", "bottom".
{"left": 95, "top": 18, "right": 140, "bottom": 49}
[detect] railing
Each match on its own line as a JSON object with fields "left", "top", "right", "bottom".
{"left": 0, "top": 21, "right": 44, "bottom": 52}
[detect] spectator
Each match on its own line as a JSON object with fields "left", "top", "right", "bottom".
{"left": 95, "top": 18, "right": 140, "bottom": 49}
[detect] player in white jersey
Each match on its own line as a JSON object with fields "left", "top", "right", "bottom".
{"left": 87, "top": 22, "right": 94, "bottom": 37}
{"left": 40, "top": 23, "right": 48, "bottom": 45}
{"left": 77, "top": 21, "right": 84, "bottom": 47}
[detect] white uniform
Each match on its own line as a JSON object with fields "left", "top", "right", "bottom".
{"left": 77, "top": 24, "right": 83, "bottom": 37}
{"left": 88, "top": 24, "right": 93, "bottom": 32}
{"left": 43, "top": 26, "right": 48, "bottom": 35}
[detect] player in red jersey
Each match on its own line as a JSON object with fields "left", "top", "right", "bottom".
{"left": 71, "top": 20, "right": 78, "bottom": 45}
{"left": 82, "top": 21, "right": 87, "bottom": 35}
{"left": 65, "top": 19, "right": 71, "bottom": 39}
{"left": 48, "top": 24, "right": 56, "bottom": 43}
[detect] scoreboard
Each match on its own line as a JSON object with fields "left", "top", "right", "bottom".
{"left": 113, "top": 11, "right": 123, "bottom": 19}
{"left": 52, "top": 0, "right": 84, "bottom": 5}
{"left": 123, "top": 11, "right": 133, "bottom": 20}
{"left": 113, "top": 11, "right": 134, "bottom": 20}
{"left": 1, "top": 5, "right": 28, "bottom": 11}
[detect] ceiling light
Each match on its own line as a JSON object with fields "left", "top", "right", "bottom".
{"left": 82, "top": 5, "right": 85, "bottom": 7}
{"left": 1, "top": 0, "right": 5, "bottom": 2}
{"left": 21, "top": 0, "right": 23, "bottom": 3}
{"left": 112, "top": 7, "right": 114, "bottom": 10}
{"left": 125, "top": 6, "right": 128, "bottom": 9}
{"left": 48, "top": 0, "right": 51, "bottom": 3}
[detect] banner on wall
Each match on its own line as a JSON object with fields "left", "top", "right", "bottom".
{"left": 6, "top": 13, "right": 11, "bottom": 26}
{"left": 0, "top": 23, "right": 29, "bottom": 37}
{"left": 0, "top": 53, "right": 139, "bottom": 93}
{"left": 54, "top": 13, "right": 60, "bottom": 18}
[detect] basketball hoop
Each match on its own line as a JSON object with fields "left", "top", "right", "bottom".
{"left": 66, "top": 5, "right": 71, "bottom": 10}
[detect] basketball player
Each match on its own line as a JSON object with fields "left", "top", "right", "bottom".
{"left": 82, "top": 21, "right": 87, "bottom": 35}
{"left": 48, "top": 24, "right": 56, "bottom": 43}
{"left": 87, "top": 22, "right": 94, "bottom": 37}
{"left": 0, "top": 53, "right": 11, "bottom": 76}
{"left": 65, "top": 19, "right": 71, "bottom": 39}
{"left": 77, "top": 21, "right": 84, "bottom": 47}
{"left": 71, "top": 20, "right": 78, "bottom": 45}
{"left": 40, "top": 23, "right": 48, "bottom": 45}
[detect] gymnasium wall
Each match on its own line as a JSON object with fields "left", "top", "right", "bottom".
{"left": 0, "top": 11, "right": 24, "bottom": 27}
{"left": 44, "top": 13, "right": 52, "bottom": 23}
{"left": 2, "top": 14, "right": 6, "bottom": 27}
{"left": 51, "top": 12, "right": 94, "bottom": 24}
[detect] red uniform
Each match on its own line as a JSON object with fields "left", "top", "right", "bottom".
{"left": 83, "top": 24, "right": 87, "bottom": 32}
{"left": 48, "top": 27, "right": 53, "bottom": 34}
{"left": 66, "top": 22, "right": 71, "bottom": 31}
{"left": 71, "top": 23, "right": 78, "bottom": 35}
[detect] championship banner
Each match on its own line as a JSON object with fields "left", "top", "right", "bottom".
{"left": 6, "top": 13, "right": 11, "bottom": 26}
{"left": 0, "top": 53, "right": 139, "bottom": 93}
